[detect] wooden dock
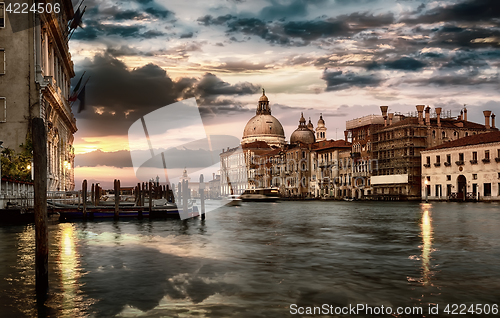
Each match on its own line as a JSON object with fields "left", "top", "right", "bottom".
{"left": 1, "top": 175, "right": 207, "bottom": 223}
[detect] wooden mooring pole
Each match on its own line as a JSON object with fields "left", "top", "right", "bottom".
{"left": 114, "top": 179, "right": 120, "bottom": 219}
{"left": 32, "top": 118, "right": 48, "bottom": 300}
{"left": 148, "top": 182, "right": 153, "bottom": 214}
{"left": 82, "top": 180, "right": 87, "bottom": 219}
{"left": 200, "top": 174, "right": 205, "bottom": 220}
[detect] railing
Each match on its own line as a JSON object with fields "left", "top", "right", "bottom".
{"left": 448, "top": 192, "right": 477, "bottom": 201}
{"left": 0, "top": 181, "right": 34, "bottom": 209}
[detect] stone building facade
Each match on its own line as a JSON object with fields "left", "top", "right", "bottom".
{"left": 370, "top": 106, "right": 496, "bottom": 200}
{"left": 0, "top": 0, "right": 77, "bottom": 190}
{"left": 421, "top": 131, "right": 500, "bottom": 201}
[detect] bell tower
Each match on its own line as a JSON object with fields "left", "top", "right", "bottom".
{"left": 316, "top": 113, "right": 327, "bottom": 141}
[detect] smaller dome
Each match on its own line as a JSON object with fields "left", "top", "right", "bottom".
{"left": 290, "top": 113, "right": 316, "bottom": 144}
{"left": 291, "top": 130, "right": 315, "bottom": 144}
{"left": 307, "top": 118, "right": 314, "bottom": 130}
{"left": 259, "top": 88, "right": 268, "bottom": 102}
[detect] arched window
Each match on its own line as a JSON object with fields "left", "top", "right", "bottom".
{"left": 432, "top": 130, "right": 436, "bottom": 138}
{"left": 442, "top": 131, "right": 446, "bottom": 139}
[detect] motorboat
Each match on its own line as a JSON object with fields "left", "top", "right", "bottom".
{"left": 240, "top": 188, "right": 280, "bottom": 202}
{"left": 222, "top": 194, "right": 242, "bottom": 206}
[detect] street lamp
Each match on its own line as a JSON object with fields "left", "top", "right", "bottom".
{"left": 424, "top": 179, "right": 429, "bottom": 203}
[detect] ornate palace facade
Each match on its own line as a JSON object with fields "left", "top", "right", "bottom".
{"left": 0, "top": 0, "right": 77, "bottom": 190}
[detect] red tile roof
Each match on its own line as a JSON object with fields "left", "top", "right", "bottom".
{"left": 242, "top": 141, "right": 272, "bottom": 149}
{"left": 425, "top": 131, "right": 500, "bottom": 151}
{"left": 313, "top": 139, "right": 352, "bottom": 151}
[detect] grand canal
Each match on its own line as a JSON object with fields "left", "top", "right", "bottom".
{"left": 1, "top": 201, "right": 499, "bottom": 317}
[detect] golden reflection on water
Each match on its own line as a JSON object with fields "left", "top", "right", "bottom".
{"left": 57, "top": 223, "right": 82, "bottom": 315}
{"left": 421, "top": 207, "right": 433, "bottom": 286}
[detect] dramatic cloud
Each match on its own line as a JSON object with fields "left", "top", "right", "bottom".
{"left": 322, "top": 69, "right": 383, "bottom": 91}
{"left": 368, "top": 57, "right": 427, "bottom": 71}
{"left": 402, "top": 0, "right": 500, "bottom": 25}
{"left": 74, "top": 54, "right": 260, "bottom": 137}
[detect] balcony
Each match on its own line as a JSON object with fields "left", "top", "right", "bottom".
{"left": 482, "top": 158, "right": 490, "bottom": 164}
{"left": 495, "top": 157, "right": 500, "bottom": 163}
{"left": 423, "top": 164, "right": 430, "bottom": 168}
{"left": 455, "top": 160, "right": 465, "bottom": 166}
{"left": 444, "top": 162, "right": 451, "bottom": 167}
{"left": 470, "top": 159, "right": 478, "bottom": 165}
{"left": 433, "top": 162, "right": 441, "bottom": 167}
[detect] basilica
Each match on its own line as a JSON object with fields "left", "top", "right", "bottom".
{"left": 220, "top": 90, "right": 351, "bottom": 198}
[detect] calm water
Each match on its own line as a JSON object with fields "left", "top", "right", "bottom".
{"left": 1, "top": 201, "right": 500, "bottom": 317}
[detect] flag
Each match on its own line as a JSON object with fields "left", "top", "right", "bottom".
{"left": 77, "top": 86, "right": 86, "bottom": 113}
{"left": 69, "top": 8, "right": 84, "bottom": 30}
{"left": 69, "top": 72, "right": 84, "bottom": 102}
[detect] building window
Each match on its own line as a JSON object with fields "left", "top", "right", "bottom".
{"left": 473, "top": 174, "right": 477, "bottom": 180}
{"left": 472, "top": 183, "right": 477, "bottom": 195}
{"left": 0, "top": 48, "right": 4, "bottom": 74}
{"left": 473, "top": 152, "right": 477, "bottom": 161}
{"left": 446, "top": 154, "right": 451, "bottom": 165}
{"left": 447, "top": 184, "right": 452, "bottom": 196}
{"left": 442, "top": 131, "right": 446, "bottom": 139}
{"left": 426, "top": 156, "right": 430, "bottom": 165}
{"left": 0, "top": 3, "right": 4, "bottom": 28}
{"left": 446, "top": 175, "right": 451, "bottom": 181}
{"left": 498, "top": 183, "right": 500, "bottom": 196}
{"left": 459, "top": 153, "right": 464, "bottom": 161}
{"left": 432, "top": 130, "right": 436, "bottom": 138}
{"left": 0, "top": 97, "right": 5, "bottom": 122}
{"left": 484, "top": 183, "right": 491, "bottom": 197}
{"left": 435, "top": 184, "right": 442, "bottom": 197}
{"left": 485, "top": 150, "right": 490, "bottom": 160}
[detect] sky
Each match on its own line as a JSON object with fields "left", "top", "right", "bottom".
{"left": 69, "top": 0, "right": 500, "bottom": 189}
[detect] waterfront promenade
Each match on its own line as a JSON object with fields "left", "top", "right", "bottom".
{"left": 1, "top": 201, "right": 499, "bottom": 317}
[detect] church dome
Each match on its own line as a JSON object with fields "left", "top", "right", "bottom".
{"left": 242, "top": 90, "right": 285, "bottom": 147}
{"left": 290, "top": 113, "right": 316, "bottom": 144}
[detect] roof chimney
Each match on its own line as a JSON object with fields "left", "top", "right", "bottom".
{"left": 435, "top": 107, "right": 442, "bottom": 127}
{"left": 425, "top": 106, "right": 431, "bottom": 126}
{"left": 458, "top": 110, "right": 463, "bottom": 121}
{"left": 380, "top": 106, "right": 388, "bottom": 127}
{"left": 416, "top": 105, "right": 425, "bottom": 125}
{"left": 492, "top": 113, "right": 496, "bottom": 129}
{"left": 484, "top": 110, "right": 492, "bottom": 129}
{"left": 463, "top": 107, "right": 467, "bottom": 121}
{"left": 388, "top": 113, "right": 394, "bottom": 126}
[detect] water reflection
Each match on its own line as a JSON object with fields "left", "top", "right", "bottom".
{"left": 2, "top": 202, "right": 500, "bottom": 317}
{"left": 421, "top": 205, "right": 433, "bottom": 286}
{"left": 54, "top": 223, "right": 89, "bottom": 317}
